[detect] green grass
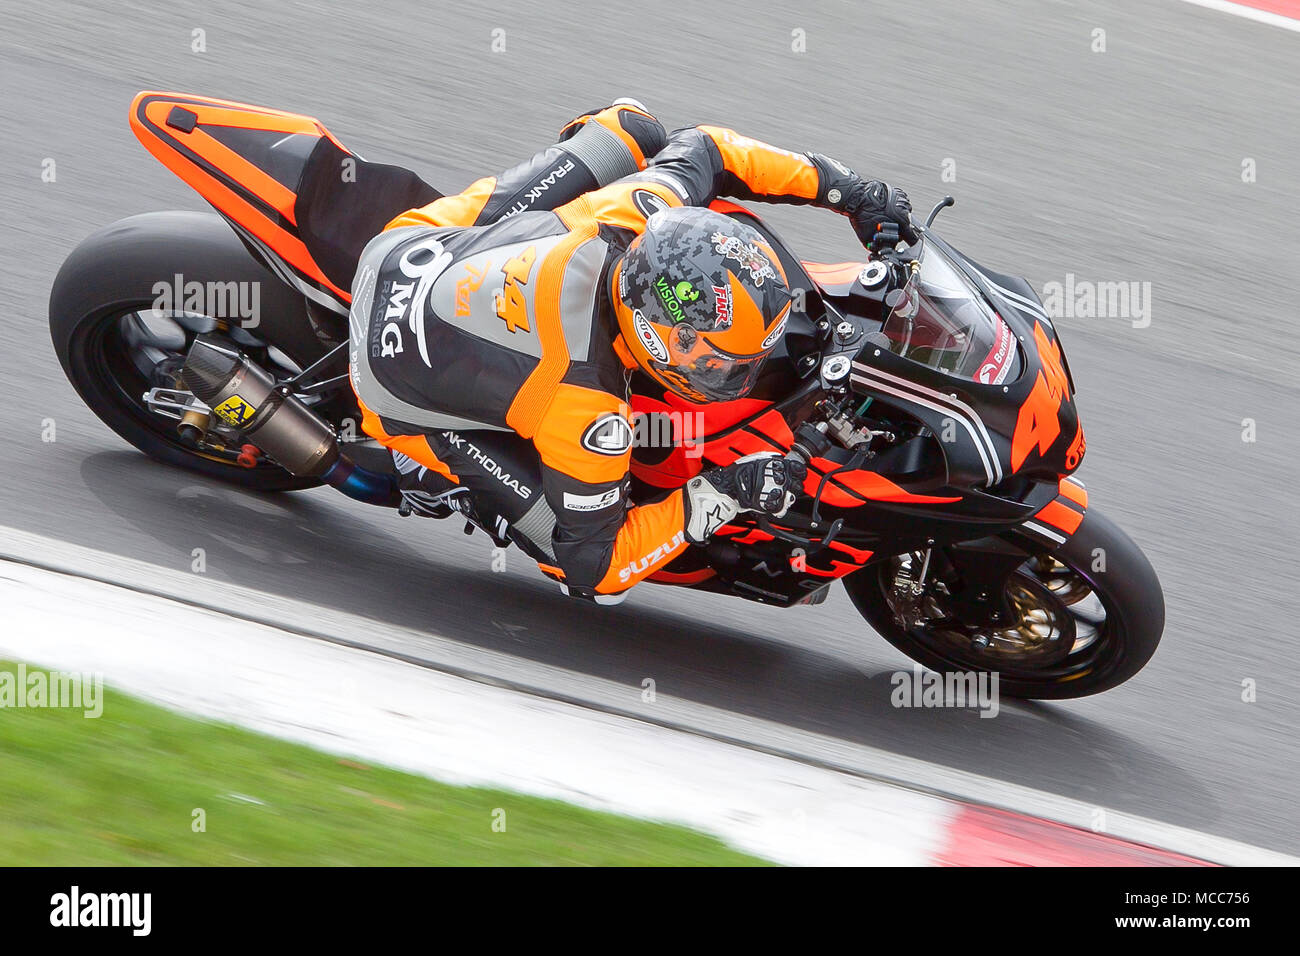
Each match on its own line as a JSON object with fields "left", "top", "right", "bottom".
{"left": 0, "top": 662, "right": 768, "bottom": 866}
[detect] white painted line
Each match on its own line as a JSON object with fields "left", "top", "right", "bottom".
{"left": 1172, "top": 0, "right": 1300, "bottom": 33}
{"left": 1, "top": 524, "right": 1295, "bottom": 866}
{"left": 0, "top": 558, "right": 952, "bottom": 866}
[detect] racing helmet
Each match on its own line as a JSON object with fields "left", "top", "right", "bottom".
{"left": 611, "top": 206, "right": 792, "bottom": 403}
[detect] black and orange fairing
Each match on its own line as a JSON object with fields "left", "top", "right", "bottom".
{"left": 130, "top": 92, "right": 348, "bottom": 306}
{"left": 129, "top": 91, "right": 442, "bottom": 311}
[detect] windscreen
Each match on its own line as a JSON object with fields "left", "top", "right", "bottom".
{"left": 880, "top": 243, "right": 1020, "bottom": 385}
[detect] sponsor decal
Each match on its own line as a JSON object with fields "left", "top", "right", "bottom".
{"left": 1065, "top": 423, "right": 1086, "bottom": 470}
{"left": 654, "top": 275, "right": 697, "bottom": 323}
{"left": 394, "top": 236, "right": 453, "bottom": 368}
{"left": 976, "top": 317, "right": 1015, "bottom": 385}
{"left": 580, "top": 414, "right": 634, "bottom": 456}
{"left": 760, "top": 314, "right": 788, "bottom": 350}
{"left": 711, "top": 284, "right": 732, "bottom": 328}
{"left": 440, "top": 430, "right": 533, "bottom": 499}
{"left": 562, "top": 488, "right": 621, "bottom": 512}
{"left": 494, "top": 246, "right": 537, "bottom": 334}
{"left": 631, "top": 188, "right": 670, "bottom": 219}
{"left": 710, "top": 232, "right": 777, "bottom": 287}
{"left": 371, "top": 279, "right": 413, "bottom": 358}
{"left": 212, "top": 394, "right": 256, "bottom": 427}
{"left": 454, "top": 261, "right": 490, "bottom": 317}
{"left": 500, "top": 160, "right": 577, "bottom": 218}
{"left": 632, "top": 309, "right": 670, "bottom": 362}
{"left": 618, "top": 530, "right": 687, "bottom": 582}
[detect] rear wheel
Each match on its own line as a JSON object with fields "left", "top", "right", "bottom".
{"left": 845, "top": 508, "right": 1164, "bottom": 699}
{"left": 50, "top": 212, "right": 336, "bottom": 491}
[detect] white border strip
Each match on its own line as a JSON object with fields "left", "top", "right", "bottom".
{"left": 1174, "top": 0, "right": 1300, "bottom": 33}
{"left": 0, "top": 524, "right": 1294, "bottom": 866}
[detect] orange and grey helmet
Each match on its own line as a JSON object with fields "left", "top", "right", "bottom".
{"left": 611, "top": 207, "right": 792, "bottom": 403}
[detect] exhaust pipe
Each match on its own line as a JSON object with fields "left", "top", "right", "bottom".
{"left": 182, "top": 334, "right": 398, "bottom": 505}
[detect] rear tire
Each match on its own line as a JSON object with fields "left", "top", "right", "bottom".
{"left": 49, "top": 211, "right": 330, "bottom": 491}
{"left": 846, "top": 508, "right": 1164, "bottom": 699}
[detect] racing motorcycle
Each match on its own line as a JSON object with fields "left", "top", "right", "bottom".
{"left": 49, "top": 92, "right": 1164, "bottom": 699}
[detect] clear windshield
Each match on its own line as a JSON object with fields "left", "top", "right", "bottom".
{"left": 880, "top": 242, "right": 1020, "bottom": 385}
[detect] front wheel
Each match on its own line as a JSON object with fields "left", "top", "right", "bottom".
{"left": 845, "top": 508, "right": 1164, "bottom": 699}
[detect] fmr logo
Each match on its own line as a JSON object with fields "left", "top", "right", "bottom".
{"left": 711, "top": 284, "right": 732, "bottom": 328}
{"left": 580, "top": 414, "right": 634, "bottom": 456}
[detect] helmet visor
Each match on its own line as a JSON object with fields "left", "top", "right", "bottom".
{"left": 649, "top": 335, "right": 768, "bottom": 402}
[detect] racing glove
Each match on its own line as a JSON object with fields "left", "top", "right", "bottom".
{"left": 683, "top": 452, "right": 807, "bottom": 545}
{"left": 806, "top": 152, "right": 917, "bottom": 244}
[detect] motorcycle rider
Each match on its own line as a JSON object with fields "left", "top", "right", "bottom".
{"left": 348, "top": 101, "right": 916, "bottom": 603}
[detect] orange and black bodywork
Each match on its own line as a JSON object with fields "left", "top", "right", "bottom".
{"left": 129, "top": 91, "right": 443, "bottom": 312}
{"left": 127, "top": 90, "right": 1091, "bottom": 611}
{"left": 618, "top": 200, "right": 1091, "bottom": 606}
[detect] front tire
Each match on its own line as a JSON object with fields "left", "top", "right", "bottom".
{"left": 845, "top": 508, "right": 1164, "bottom": 699}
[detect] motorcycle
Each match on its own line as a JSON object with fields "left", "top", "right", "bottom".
{"left": 49, "top": 91, "right": 1164, "bottom": 699}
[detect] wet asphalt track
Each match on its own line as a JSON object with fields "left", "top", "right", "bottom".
{"left": 2, "top": 0, "right": 1298, "bottom": 852}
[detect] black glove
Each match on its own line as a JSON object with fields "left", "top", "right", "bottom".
{"left": 683, "top": 453, "right": 807, "bottom": 544}
{"left": 806, "top": 153, "right": 918, "bottom": 245}
{"left": 847, "top": 180, "right": 917, "bottom": 246}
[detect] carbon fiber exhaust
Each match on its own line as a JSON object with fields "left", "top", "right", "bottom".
{"left": 182, "top": 334, "right": 397, "bottom": 505}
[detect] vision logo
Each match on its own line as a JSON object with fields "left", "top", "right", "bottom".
{"left": 654, "top": 276, "right": 698, "bottom": 323}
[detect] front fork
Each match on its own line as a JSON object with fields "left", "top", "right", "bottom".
{"left": 919, "top": 475, "right": 1089, "bottom": 627}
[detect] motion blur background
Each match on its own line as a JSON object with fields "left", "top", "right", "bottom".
{"left": 1, "top": 0, "right": 1297, "bottom": 851}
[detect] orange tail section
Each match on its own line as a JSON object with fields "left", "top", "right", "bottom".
{"left": 129, "top": 91, "right": 353, "bottom": 309}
